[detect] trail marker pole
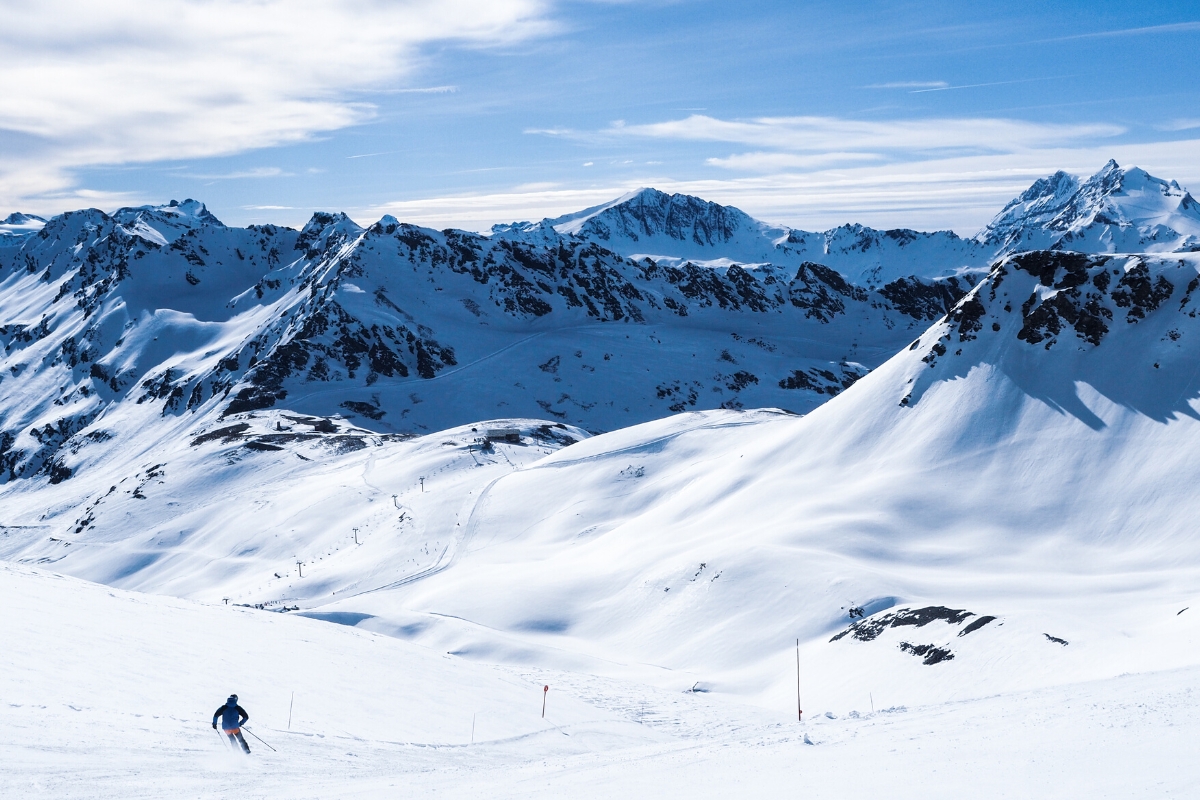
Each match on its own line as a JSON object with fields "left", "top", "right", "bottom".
{"left": 870, "top": 693, "right": 874, "bottom": 714}
{"left": 471, "top": 713, "right": 476, "bottom": 744}
{"left": 353, "top": 527, "right": 360, "bottom": 545}
{"left": 392, "top": 494, "right": 399, "bottom": 508}
{"left": 796, "top": 639, "right": 802, "bottom": 722}
{"left": 296, "top": 561, "right": 304, "bottom": 578}
{"left": 288, "top": 691, "right": 294, "bottom": 730}
{"left": 420, "top": 477, "right": 425, "bottom": 492}
{"left": 542, "top": 685, "right": 549, "bottom": 718}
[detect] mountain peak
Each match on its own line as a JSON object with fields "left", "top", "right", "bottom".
{"left": 296, "top": 211, "right": 364, "bottom": 256}
{"left": 0, "top": 212, "right": 47, "bottom": 239}
{"left": 981, "top": 161, "right": 1200, "bottom": 253}
{"left": 114, "top": 199, "right": 223, "bottom": 227}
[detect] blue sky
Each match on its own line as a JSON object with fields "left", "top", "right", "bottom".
{"left": 2, "top": 0, "right": 1199, "bottom": 233}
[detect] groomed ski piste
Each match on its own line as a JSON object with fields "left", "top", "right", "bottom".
{"left": 4, "top": 167, "right": 1200, "bottom": 797}
{"left": 4, "top": 560, "right": 1197, "bottom": 798}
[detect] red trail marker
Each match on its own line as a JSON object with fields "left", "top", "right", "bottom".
{"left": 542, "top": 685, "right": 549, "bottom": 718}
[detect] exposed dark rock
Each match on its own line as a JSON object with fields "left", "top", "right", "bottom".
{"left": 879, "top": 276, "right": 970, "bottom": 321}
{"left": 898, "top": 642, "right": 955, "bottom": 665}
{"left": 831, "top": 606, "right": 975, "bottom": 642}
{"left": 958, "top": 615, "right": 996, "bottom": 636}
{"left": 191, "top": 423, "right": 251, "bottom": 446}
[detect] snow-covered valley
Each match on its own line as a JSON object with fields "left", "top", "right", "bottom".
{"left": 3, "top": 161, "right": 1200, "bottom": 796}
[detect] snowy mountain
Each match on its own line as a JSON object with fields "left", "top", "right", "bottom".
{"left": 0, "top": 197, "right": 973, "bottom": 488}
{"left": 981, "top": 159, "right": 1200, "bottom": 254}
{"left": 498, "top": 187, "right": 994, "bottom": 288}
{"left": 5, "top": 173, "right": 1200, "bottom": 795}
{"left": 501, "top": 162, "right": 1200, "bottom": 288}
{"left": 0, "top": 211, "right": 45, "bottom": 241}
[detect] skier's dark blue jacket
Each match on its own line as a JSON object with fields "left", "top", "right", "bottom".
{"left": 213, "top": 698, "right": 248, "bottom": 730}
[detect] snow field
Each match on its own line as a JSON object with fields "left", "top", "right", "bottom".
{"left": 3, "top": 561, "right": 1198, "bottom": 798}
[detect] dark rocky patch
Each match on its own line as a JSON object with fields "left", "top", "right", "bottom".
{"left": 958, "top": 615, "right": 996, "bottom": 636}
{"left": 340, "top": 400, "right": 385, "bottom": 420}
{"left": 831, "top": 606, "right": 974, "bottom": 642}
{"left": 191, "top": 423, "right": 251, "bottom": 446}
{"left": 898, "top": 642, "right": 955, "bottom": 665}
{"left": 880, "top": 276, "right": 970, "bottom": 321}
{"left": 787, "top": 262, "right": 868, "bottom": 322}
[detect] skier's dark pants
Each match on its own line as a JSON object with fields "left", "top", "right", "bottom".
{"left": 225, "top": 728, "right": 250, "bottom": 753}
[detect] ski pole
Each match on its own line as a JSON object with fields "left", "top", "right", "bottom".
{"left": 242, "top": 726, "right": 277, "bottom": 752}
{"left": 215, "top": 727, "right": 231, "bottom": 751}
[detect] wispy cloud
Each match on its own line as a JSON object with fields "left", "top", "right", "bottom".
{"left": 1040, "top": 20, "right": 1200, "bottom": 43}
{"left": 366, "top": 85, "right": 458, "bottom": 95}
{"left": 1160, "top": 119, "right": 1200, "bottom": 132}
{"left": 605, "top": 114, "right": 1123, "bottom": 154}
{"left": 177, "top": 167, "right": 291, "bottom": 180}
{"left": 706, "top": 152, "right": 883, "bottom": 171}
{"left": 865, "top": 81, "right": 948, "bottom": 89}
{"left": 909, "top": 76, "right": 1067, "bottom": 94}
{"left": 0, "top": 0, "right": 554, "bottom": 213}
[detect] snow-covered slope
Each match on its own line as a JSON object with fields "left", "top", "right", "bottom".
{"left": 6, "top": 559, "right": 1197, "bottom": 798}
{"left": 981, "top": 159, "right": 1200, "bottom": 254}
{"left": 4, "top": 248, "right": 1198, "bottom": 715}
{"left": 279, "top": 252, "right": 1200, "bottom": 700}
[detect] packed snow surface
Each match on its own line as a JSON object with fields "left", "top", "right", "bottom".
{"left": 3, "top": 561, "right": 1198, "bottom": 798}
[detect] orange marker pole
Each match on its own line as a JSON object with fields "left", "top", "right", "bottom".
{"left": 542, "top": 685, "right": 549, "bottom": 718}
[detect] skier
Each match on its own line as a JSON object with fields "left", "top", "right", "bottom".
{"left": 212, "top": 694, "right": 251, "bottom": 753}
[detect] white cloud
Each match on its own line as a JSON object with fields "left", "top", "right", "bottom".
{"left": 607, "top": 114, "right": 1124, "bottom": 154}
{"left": 706, "top": 152, "right": 883, "bottom": 171}
{"left": 176, "top": 167, "right": 291, "bottom": 180}
{"left": 1161, "top": 119, "right": 1200, "bottom": 132}
{"left": 0, "top": 0, "right": 552, "bottom": 212}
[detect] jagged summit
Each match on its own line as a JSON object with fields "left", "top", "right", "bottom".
{"left": 104, "top": 199, "right": 226, "bottom": 247}
{"left": 981, "top": 160, "right": 1200, "bottom": 254}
